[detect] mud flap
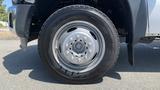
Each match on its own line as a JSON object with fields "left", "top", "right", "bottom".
{"left": 127, "top": 43, "right": 134, "bottom": 66}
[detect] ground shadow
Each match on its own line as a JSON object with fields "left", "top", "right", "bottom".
{"left": 2, "top": 45, "right": 102, "bottom": 84}
{"left": 3, "top": 42, "right": 160, "bottom": 84}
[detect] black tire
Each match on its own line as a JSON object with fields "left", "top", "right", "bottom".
{"left": 38, "top": 5, "right": 120, "bottom": 83}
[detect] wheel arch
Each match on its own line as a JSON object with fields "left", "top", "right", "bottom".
{"left": 29, "top": 0, "right": 148, "bottom": 44}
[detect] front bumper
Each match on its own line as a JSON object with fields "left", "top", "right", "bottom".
{"left": 8, "top": 4, "right": 34, "bottom": 38}
{"left": 8, "top": 4, "right": 35, "bottom": 48}
{"left": 8, "top": 6, "right": 16, "bottom": 32}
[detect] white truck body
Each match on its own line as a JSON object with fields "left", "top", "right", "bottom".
{"left": 147, "top": 0, "right": 160, "bottom": 36}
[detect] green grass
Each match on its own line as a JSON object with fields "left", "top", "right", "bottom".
{"left": 0, "top": 23, "right": 7, "bottom": 28}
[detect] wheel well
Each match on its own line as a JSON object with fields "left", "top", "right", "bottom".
{"left": 29, "top": 0, "right": 132, "bottom": 41}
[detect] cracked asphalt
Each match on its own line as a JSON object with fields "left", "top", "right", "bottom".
{"left": 1, "top": 40, "right": 160, "bottom": 90}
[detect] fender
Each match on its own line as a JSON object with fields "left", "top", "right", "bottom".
{"left": 127, "top": 0, "right": 148, "bottom": 44}
{"left": 126, "top": 0, "right": 148, "bottom": 65}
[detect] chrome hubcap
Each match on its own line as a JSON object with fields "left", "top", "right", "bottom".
{"left": 52, "top": 21, "right": 105, "bottom": 73}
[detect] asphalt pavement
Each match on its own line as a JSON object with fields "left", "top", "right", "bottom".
{"left": 1, "top": 40, "right": 160, "bottom": 90}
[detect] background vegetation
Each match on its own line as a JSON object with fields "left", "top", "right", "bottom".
{"left": 0, "top": 0, "right": 7, "bottom": 22}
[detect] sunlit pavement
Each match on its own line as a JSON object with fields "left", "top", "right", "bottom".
{"left": 1, "top": 40, "right": 160, "bottom": 90}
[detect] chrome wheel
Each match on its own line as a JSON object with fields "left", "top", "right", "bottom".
{"left": 52, "top": 21, "right": 105, "bottom": 73}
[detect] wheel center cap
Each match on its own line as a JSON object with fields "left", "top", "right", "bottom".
{"left": 73, "top": 42, "right": 85, "bottom": 54}
{"left": 76, "top": 42, "right": 83, "bottom": 49}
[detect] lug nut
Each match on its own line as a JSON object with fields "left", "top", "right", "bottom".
{"left": 89, "top": 42, "right": 92, "bottom": 45}
{"left": 77, "top": 35, "right": 80, "bottom": 38}
{"left": 89, "top": 49, "right": 92, "bottom": 52}
{"left": 84, "top": 37, "right": 87, "bottom": 40}
{"left": 66, "top": 44, "right": 69, "bottom": 47}
{"left": 66, "top": 51, "right": 70, "bottom": 54}
{"left": 71, "top": 56, "right": 74, "bottom": 59}
{"left": 70, "top": 38, "right": 73, "bottom": 40}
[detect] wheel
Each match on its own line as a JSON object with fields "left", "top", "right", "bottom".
{"left": 38, "top": 5, "right": 120, "bottom": 83}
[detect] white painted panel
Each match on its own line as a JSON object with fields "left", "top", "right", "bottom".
{"left": 147, "top": 0, "right": 160, "bottom": 35}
